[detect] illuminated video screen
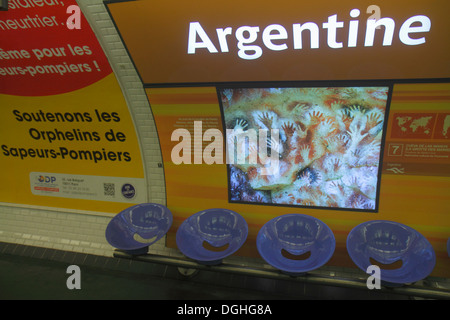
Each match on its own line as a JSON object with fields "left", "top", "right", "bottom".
{"left": 218, "top": 84, "right": 391, "bottom": 212}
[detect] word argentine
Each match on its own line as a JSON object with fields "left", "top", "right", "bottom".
{"left": 188, "top": 7, "right": 431, "bottom": 60}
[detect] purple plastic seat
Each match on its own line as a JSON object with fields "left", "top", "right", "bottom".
{"left": 347, "top": 220, "right": 436, "bottom": 285}
{"left": 176, "top": 208, "right": 248, "bottom": 265}
{"left": 256, "top": 214, "right": 335, "bottom": 275}
{"left": 105, "top": 203, "right": 172, "bottom": 254}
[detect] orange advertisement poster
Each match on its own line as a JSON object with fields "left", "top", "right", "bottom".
{"left": 148, "top": 85, "right": 450, "bottom": 277}
{"left": 383, "top": 83, "right": 450, "bottom": 176}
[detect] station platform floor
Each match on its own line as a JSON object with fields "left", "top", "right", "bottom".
{"left": 0, "top": 241, "right": 446, "bottom": 301}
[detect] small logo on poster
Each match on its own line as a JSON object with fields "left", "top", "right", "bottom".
{"left": 33, "top": 173, "right": 59, "bottom": 193}
{"left": 121, "top": 183, "right": 136, "bottom": 199}
{"left": 37, "top": 175, "right": 56, "bottom": 184}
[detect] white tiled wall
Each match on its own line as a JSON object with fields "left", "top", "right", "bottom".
{"left": 0, "top": 0, "right": 170, "bottom": 258}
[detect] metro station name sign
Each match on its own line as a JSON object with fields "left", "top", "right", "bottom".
{"left": 106, "top": 0, "right": 450, "bottom": 84}
{"left": 188, "top": 7, "right": 431, "bottom": 60}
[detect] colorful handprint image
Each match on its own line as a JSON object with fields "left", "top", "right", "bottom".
{"left": 218, "top": 85, "right": 390, "bottom": 211}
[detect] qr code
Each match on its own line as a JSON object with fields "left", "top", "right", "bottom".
{"left": 103, "top": 183, "right": 115, "bottom": 196}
